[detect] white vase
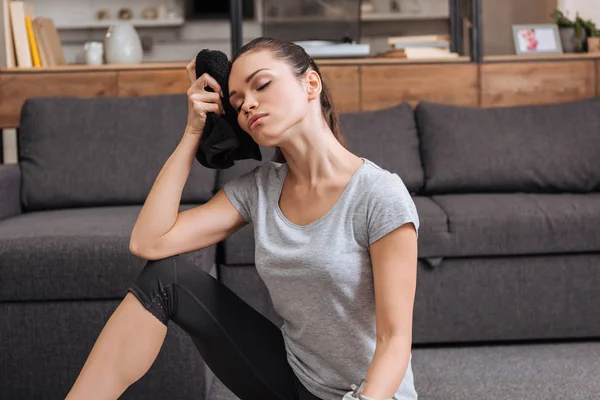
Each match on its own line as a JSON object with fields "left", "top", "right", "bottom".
{"left": 104, "top": 23, "right": 143, "bottom": 64}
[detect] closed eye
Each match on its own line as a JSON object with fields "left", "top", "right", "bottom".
{"left": 235, "top": 81, "right": 271, "bottom": 113}
{"left": 257, "top": 81, "right": 271, "bottom": 91}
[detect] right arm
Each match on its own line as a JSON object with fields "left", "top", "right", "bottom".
{"left": 129, "top": 58, "right": 245, "bottom": 260}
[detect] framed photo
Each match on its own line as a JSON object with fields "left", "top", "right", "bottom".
{"left": 512, "top": 24, "right": 563, "bottom": 55}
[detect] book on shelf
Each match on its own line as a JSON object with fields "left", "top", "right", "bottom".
{"left": 1, "top": 0, "right": 66, "bottom": 68}
{"left": 32, "top": 17, "right": 66, "bottom": 66}
{"left": 388, "top": 34, "right": 451, "bottom": 48}
{"left": 384, "top": 34, "right": 458, "bottom": 59}
{"left": 1, "top": 0, "right": 16, "bottom": 67}
{"left": 388, "top": 34, "right": 451, "bottom": 44}
{"left": 384, "top": 47, "right": 459, "bottom": 59}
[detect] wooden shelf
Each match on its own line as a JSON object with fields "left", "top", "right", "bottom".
{"left": 361, "top": 12, "right": 449, "bottom": 21}
{"left": 0, "top": 62, "right": 186, "bottom": 73}
{"left": 317, "top": 56, "right": 470, "bottom": 65}
{"left": 484, "top": 53, "right": 600, "bottom": 62}
{"left": 263, "top": 12, "right": 448, "bottom": 23}
{"left": 263, "top": 15, "right": 353, "bottom": 23}
{"left": 54, "top": 17, "right": 184, "bottom": 30}
{"left": 0, "top": 56, "right": 472, "bottom": 74}
{"left": 3, "top": 56, "right": 599, "bottom": 130}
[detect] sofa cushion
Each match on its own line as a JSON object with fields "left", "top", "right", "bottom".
{"left": 0, "top": 206, "right": 216, "bottom": 302}
{"left": 220, "top": 196, "right": 450, "bottom": 265}
{"left": 340, "top": 103, "right": 424, "bottom": 193}
{"left": 416, "top": 98, "right": 600, "bottom": 193}
{"left": 18, "top": 95, "right": 216, "bottom": 211}
{"left": 427, "top": 193, "right": 600, "bottom": 258}
{"left": 413, "top": 255, "right": 600, "bottom": 344}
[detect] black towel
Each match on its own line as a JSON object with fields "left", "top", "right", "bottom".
{"left": 194, "top": 49, "right": 262, "bottom": 169}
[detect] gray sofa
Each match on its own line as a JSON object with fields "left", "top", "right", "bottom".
{"left": 1, "top": 94, "right": 600, "bottom": 400}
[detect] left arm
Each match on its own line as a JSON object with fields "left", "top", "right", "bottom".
{"left": 361, "top": 222, "right": 418, "bottom": 399}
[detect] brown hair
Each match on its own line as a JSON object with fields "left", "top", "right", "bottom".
{"left": 232, "top": 37, "right": 345, "bottom": 163}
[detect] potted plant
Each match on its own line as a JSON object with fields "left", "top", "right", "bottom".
{"left": 580, "top": 17, "right": 600, "bottom": 53}
{"left": 551, "top": 9, "right": 586, "bottom": 52}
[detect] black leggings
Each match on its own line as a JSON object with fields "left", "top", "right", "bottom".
{"left": 127, "top": 255, "right": 323, "bottom": 400}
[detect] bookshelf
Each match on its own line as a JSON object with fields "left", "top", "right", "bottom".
{"left": 25, "top": 0, "right": 185, "bottom": 30}
{"left": 54, "top": 17, "right": 184, "bottom": 30}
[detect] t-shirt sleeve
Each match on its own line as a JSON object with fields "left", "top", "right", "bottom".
{"left": 367, "top": 173, "right": 420, "bottom": 245}
{"left": 222, "top": 167, "right": 259, "bottom": 224}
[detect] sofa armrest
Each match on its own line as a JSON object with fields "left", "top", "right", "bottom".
{"left": 0, "top": 164, "right": 22, "bottom": 221}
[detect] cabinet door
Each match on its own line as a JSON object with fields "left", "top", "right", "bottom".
{"left": 360, "top": 64, "right": 479, "bottom": 110}
{"left": 0, "top": 71, "right": 117, "bottom": 128}
{"left": 118, "top": 69, "right": 189, "bottom": 97}
{"left": 480, "top": 60, "right": 596, "bottom": 107}
{"left": 318, "top": 66, "right": 360, "bottom": 113}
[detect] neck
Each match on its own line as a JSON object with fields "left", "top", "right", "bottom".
{"left": 279, "top": 115, "right": 361, "bottom": 187}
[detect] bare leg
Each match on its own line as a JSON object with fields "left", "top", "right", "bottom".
{"left": 65, "top": 293, "right": 167, "bottom": 400}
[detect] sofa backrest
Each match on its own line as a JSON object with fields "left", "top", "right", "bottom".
{"left": 415, "top": 97, "right": 600, "bottom": 194}
{"left": 18, "top": 95, "right": 216, "bottom": 211}
{"left": 339, "top": 103, "right": 424, "bottom": 193}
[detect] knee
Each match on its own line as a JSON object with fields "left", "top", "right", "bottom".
{"left": 137, "top": 255, "right": 179, "bottom": 288}
{"left": 128, "top": 256, "right": 180, "bottom": 325}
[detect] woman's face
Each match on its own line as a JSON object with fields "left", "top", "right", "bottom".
{"left": 228, "top": 50, "right": 310, "bottom": 146}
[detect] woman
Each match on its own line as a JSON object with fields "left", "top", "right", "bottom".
{"left": 66, "top": 37, "right": 420, "bottom": 400}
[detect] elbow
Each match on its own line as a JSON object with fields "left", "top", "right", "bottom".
{"left": 129, "top": 238, "right": 145, "bottom": 258}
{"left": 129, "top": 238, "right": 142, "bottom": 257}
{"left": 129, "top": 237, "right": 158, "bottom": 260}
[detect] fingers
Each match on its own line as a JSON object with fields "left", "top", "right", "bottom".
{"left": 185, "top": 58, "right": 197, "bottom": 85}
{"left": 189, "top": 91, "right": 221, "bottom": 106}
{"left": 196, "top": 73, "right": 224, "bottom": 98}
{"left": 189, "top": 92, "right": 224, "bottom": 115}
{"left": 193, "top": 101, "right": 221, "bottom": 115}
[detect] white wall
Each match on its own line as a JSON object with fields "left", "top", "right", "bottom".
{"left": 558, "top": 0, "right": 600, "bottom": 23}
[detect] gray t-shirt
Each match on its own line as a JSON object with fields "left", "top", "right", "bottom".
{"left": 224, "top": 158, "right": 419, "bottom": 400}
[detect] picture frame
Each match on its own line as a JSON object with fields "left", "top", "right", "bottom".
{"left": 512, "top": 24, "right": 563, "bottom": 55}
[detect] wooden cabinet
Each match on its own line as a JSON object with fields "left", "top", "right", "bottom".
{"left": 0, "top": 71, "right": 117, "bottom": 127}
{"left": 319, "top": 66, "right": 360, "bottom": 113}
{"left": 118, "top": 69, "right": 189, "bottom": 97}
{"left": 2, "top": 55, "right": 600, "bottom": 129}
{"left": 360, "top": 63, "right": 479, "bottom": 110}
{"left": 480, "top": 60, "right": 596, "bottom": 107}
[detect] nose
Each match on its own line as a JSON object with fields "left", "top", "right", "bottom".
{"left": 242, "top": 95, "right": 258, "bottom": 114}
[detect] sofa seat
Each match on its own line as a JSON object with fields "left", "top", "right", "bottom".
{"left": 0, "top": 206, "right": 215, "bottom": 302}
{"left": 426, "top": 193, "right": 600, "bottom": 258}
{"left": 221, "top": 196, "right": 450, "bottom": 265}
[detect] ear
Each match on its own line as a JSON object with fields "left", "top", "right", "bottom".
{"left": 305, "top": 70, "right": 322, "bottom": 101}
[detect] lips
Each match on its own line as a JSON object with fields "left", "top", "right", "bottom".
{"left": 248, "top": 114, "right": 267, "bottom": 130}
